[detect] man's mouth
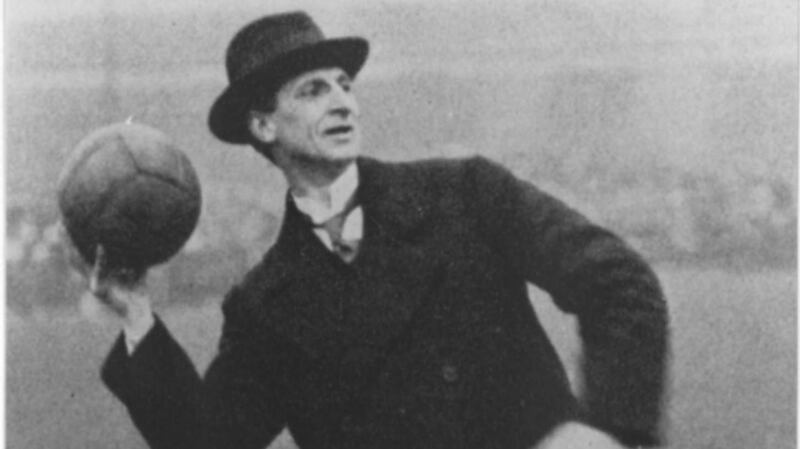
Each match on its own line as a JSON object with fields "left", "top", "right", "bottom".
{"left": 324, "top": 125, "right": 354, "bottom": 136}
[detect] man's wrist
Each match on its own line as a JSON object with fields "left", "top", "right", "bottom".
{"left": 122, "top": 303, "right": 155, "bottom": 354}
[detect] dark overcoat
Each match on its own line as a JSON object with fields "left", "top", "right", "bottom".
{"left": 102, "top": 156, "right": 668, "bottom": 449}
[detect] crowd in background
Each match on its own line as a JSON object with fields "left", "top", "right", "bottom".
{"left": 7, "top": 151, "right": 794, "bottom": 318}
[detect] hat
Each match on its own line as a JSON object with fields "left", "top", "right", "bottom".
{"left": 208, "top": 11, "right": 369, "bottom": 144}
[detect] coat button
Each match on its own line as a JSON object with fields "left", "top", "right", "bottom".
{"left": 441, "top": 363, "right": 459, "bottom": 383}
{"left": 341, "top": 415, "right": 356, "bottom": 432}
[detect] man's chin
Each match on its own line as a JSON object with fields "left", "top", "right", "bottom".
{"left": 326, "top": 155, "right": 359, "bottom": 171}
{"left": 293, "top": 150, "right": 358, "bottom": 171}
{"left": 321, "top": 145, "right": 361, "bottom": 165}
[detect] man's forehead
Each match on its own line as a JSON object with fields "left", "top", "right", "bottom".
{"left": 283, "top": 67, "right": 351, "bottom": 89}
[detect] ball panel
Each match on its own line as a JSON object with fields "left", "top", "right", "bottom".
{"left": 62, "top": 142, "right": 138, "bottom": 211}
{"left": 58, "top": 133, "right": 139, "bottom": 221}
{"left": 115, "top": 124, "right": 201, "bottom": 198}
{"left": 107, "top": 174, "right": 200, "bottom": 244}
{"left": 122, "top": 127, "right": 185, "bottom": 180}
{"left": 168, "top": 148, "right": 201, "bottom": 195}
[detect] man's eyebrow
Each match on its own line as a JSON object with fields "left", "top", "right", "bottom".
{"left": 294, "top": 77, "right": 326, "bottom": 91}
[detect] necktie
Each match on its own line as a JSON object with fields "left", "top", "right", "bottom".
{"left": 315, "top": 207, "right": 361, "bottom": 263}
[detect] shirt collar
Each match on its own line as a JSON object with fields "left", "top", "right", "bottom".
{"left": 291, "top": 163, "right": 360, "bottom": 225}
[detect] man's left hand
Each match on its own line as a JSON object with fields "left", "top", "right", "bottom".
{"left": 534, "top": 422, "right": 627, "bottom": 449}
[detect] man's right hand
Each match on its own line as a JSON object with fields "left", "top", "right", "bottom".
{"left": 85, "top": 245, "right": 155, "bottom": 350}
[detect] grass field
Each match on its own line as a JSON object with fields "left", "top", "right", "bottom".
{"left": 7, "top": 265, "right": 796, "bottom": 449}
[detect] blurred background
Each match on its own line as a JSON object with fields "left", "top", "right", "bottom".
{"left": 5, "top": 0, "right": 796, "bottom": 448}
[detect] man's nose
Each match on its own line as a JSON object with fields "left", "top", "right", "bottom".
{"left": 328, "top": 86, "right": 359, "bottom": 117}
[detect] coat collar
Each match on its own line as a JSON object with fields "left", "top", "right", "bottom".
{"left": 357, "top": 157, "right": 433, "bottom": 239}
{"left": 263, "top": 156, "right": 434, "bottom": 288}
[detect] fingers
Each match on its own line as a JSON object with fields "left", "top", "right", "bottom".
{"left": 76, "top": 244, "right": 150, "bottom": 323}
{"left": 60, "top": 222, "right": 92, "bottom": 278}
{"left": 89, "top": 245, "right": 108, "bottom": 300}
{"left": 91, "top": 244, "right": 108, "bottom": 280}
{"left": 89, "top": 245, "right": 146, "bottom": 285}
{"left": 89, "top": 245, "right": 137, "bottom": 300}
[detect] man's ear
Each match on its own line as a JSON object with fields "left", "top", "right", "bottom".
{"left": 247, "top": 110, "right": 277, "bottom": 144}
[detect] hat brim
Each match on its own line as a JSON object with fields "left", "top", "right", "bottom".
{"left": 208, "top": 37, "right": 369, "bottom": 144}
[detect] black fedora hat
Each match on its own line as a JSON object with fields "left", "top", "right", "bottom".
{"left": 208, "top": 11, "right": 369, "bottom": 144}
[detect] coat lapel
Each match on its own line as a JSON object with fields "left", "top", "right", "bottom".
{"left": 247, "top": 198, "right": 355, "bottom": 360}
{"left": 345, "top": 157, "right": 446, "bottom": 347}
{"left": 251, "top": 157, "right": 445, "bottom": 361}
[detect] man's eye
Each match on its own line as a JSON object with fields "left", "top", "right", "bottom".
{"left": 338, "top": 77, "right": 353, "bottom": 92}
{"left": 299, "top": 82, "right": 326, "bottom": 97}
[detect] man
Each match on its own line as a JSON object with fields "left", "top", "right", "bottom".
{"left": 91, "top": 11, "right": 668, "bottom": 449}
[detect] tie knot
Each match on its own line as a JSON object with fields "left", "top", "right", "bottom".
{"left": 314, "top": 206, "right": 362, "bottom": 263}
{"left": 316, "top": 212, "right": 347, "bottom": 241}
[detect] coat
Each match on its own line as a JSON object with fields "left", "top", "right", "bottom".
{"left": 102, "top": 156, "right": 668, "bottom": 449}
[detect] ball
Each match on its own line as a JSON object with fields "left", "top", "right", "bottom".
{"left": 57, "top": 122, "right": 202, "bottom": 270}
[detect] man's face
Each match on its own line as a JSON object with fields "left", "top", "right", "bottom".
{"left": 256, "top": 67, "right": 362, "bottom": 166}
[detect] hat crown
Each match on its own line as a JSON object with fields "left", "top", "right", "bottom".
{"left": 226, "top": 11, "right": 325, "bottom": 83}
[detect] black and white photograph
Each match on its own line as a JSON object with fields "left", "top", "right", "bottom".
{"left": 5, "top": 1, "right": 796, "bottom": 448}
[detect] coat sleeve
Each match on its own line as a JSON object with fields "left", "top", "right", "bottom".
{"left": 464, "top": 156, "right": 669, "bottom": 447}
{"left": 100, "top": 287, "right": 288, "bottom": 449}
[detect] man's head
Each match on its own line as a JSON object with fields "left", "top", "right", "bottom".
{"left": 208, "top": 11, "right": 369, "bottom": 159}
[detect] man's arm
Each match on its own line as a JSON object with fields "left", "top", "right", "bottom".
{"left": 101, "top": 305, "right": 289, "bottom": 449}
{"left": 466, "top": 156, "right": 669, "bottom": 447}
{"left": 88, "top": 247, "right": 287, "bottom": 449}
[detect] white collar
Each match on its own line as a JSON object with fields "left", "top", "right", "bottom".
{"left": 292, "top": 163, "right": 359, "bottom": 225}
